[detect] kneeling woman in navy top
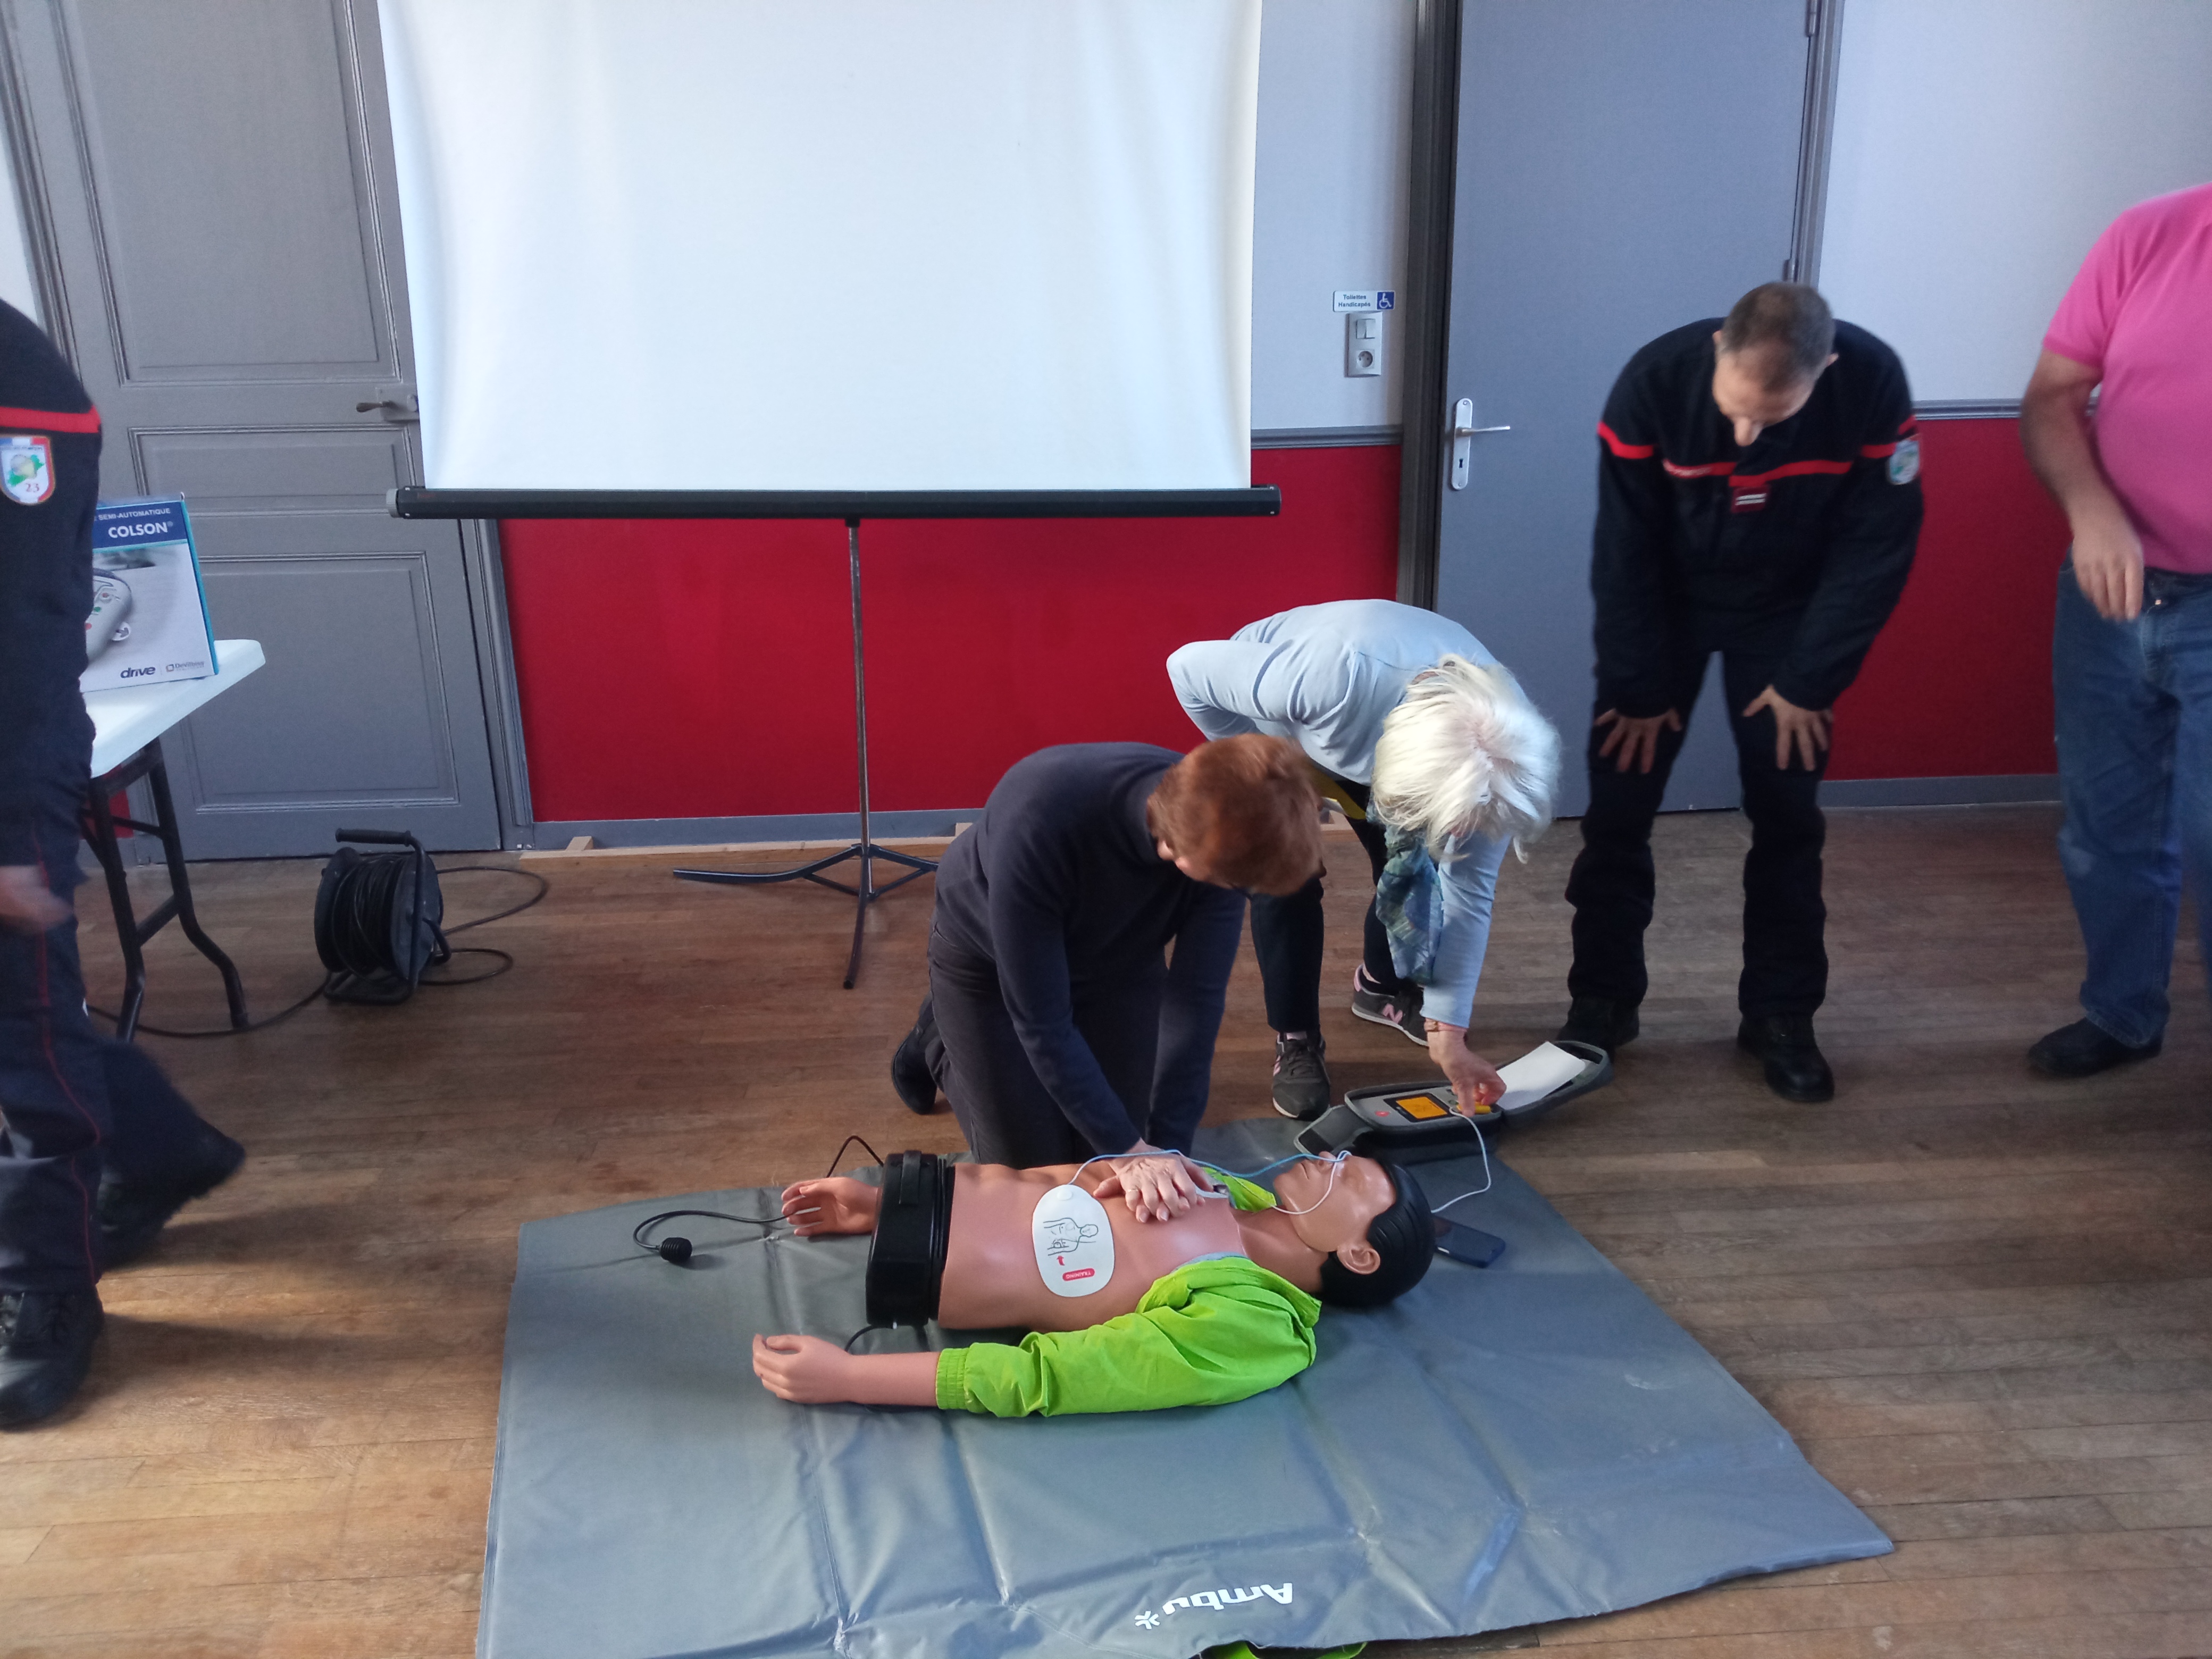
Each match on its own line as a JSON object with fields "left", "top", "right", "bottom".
{"left": 894, "top": 736, "right": 1321, "bottom": 1221}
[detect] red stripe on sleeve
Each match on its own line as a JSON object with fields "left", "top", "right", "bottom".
{"left": 1859, "top": 441, "right": 1898, "bottom": 458}
{"left": 1596, "top": 421, "right": 1654, "bottom": 459}
{"left": 0, "top": 403, "right": 100, "bottom": 433}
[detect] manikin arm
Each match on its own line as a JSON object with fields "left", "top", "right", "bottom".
{"left": 753, "top": 1336, "right": 940, "bottom": 1405}
{"left": 779, "top": 1177, "right": 882, "bottom": 1236}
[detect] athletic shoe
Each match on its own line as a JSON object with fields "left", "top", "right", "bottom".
{"left": 2027, "top": 1018, "right": 2161, "bottom": 1078}
{"left": 1737, "top": 1014, "right": 1834, "bottom": 1104}
{"left": 0, "top": 1289, "right": 104, "bottom": 1429}
{"left": 1350, "top": 966, "right": 1426, "bottom": 1046}
{"left": 1270, "top": 1033, "right": 1332, "bottom": 1120}
{"left": 97, "top": 1121, "right": 246, "bottom": 1270}
{"left": 1556, "top": 995, "right": 1640, "bottom": 1053}
{"left": 890, "top": 999, "right": 942, "bottom": 1115}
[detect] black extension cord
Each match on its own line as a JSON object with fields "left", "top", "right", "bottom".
{"left": 88, "top": 853, "right": 547, "bottom": 1040}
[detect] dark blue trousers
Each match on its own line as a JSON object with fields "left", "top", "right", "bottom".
{"left": 1, "top": 772, "right": 211, "bottom": 1293}
{"left": 1565, "top": 640, "right": 1830, "bottom": 1019}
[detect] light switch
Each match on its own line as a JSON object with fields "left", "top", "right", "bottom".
{"left": 1346, "top": 312, "right": 1382, "bottom": 378}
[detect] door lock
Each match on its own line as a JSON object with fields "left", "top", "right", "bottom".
{"left": 1449, "top": 398, "right": 1510, "bottom": 490}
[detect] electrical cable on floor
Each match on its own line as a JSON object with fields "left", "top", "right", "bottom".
{"left": 88, "top": 865, "right": 549, "bottom": 1038}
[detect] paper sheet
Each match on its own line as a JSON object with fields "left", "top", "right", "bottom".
{"left": 1494, "top": 1042, "right": 1589, "bottom": 1113}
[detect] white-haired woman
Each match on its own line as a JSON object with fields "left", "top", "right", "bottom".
{"left": 1168, "top": 600, "right": 1560, "bottom": 1118}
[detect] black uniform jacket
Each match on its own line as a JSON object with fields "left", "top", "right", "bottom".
{"left": 1592, "top": 319, "right": 1923, "bottom": 719}
{"left": 0, "top": 301, "right": 103, "bottom": 867}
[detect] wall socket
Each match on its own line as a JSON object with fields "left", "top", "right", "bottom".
{"left": 1345, "top": 311, "right": 1382, "bottom": 377}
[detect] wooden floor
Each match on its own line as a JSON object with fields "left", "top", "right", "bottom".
{"left": 4, "top": 807, "right": 2208, "bottom": 1658}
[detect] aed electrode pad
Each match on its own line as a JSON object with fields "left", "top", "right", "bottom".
{"left": 1032, "top": 1185, "right": 1115, "bottom": 1297}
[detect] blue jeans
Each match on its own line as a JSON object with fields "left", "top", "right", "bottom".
{"left": 2053, "top": 559, "right": 2212, "bottom": 1048}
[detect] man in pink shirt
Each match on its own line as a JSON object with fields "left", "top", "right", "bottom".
{"left": 2021, "top": 182, "right": 2212, "bottom": 1077}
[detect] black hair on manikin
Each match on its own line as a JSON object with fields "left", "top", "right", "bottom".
{"left": 1317, "top": 1158, "right": 1434, "bottom": 1310}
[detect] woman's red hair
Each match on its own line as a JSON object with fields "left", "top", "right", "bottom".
{"left": 1146, "top": 735, "right": 1320, "bottom": 895}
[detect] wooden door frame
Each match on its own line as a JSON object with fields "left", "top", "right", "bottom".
{"left": 0, "top": 0, "right": 537, "bottom": 853}
{"left": 1394, "top": 0, "right": 1850, "bottom": 610}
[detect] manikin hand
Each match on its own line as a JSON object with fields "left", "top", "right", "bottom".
{"left": 1593, "top": 708, "right": 1682, "bottom": 775}
{"left": 0, "top": 867, "right": 70, "bottom": 935}
{"left": 752, "top": 1334, "right": 939, "bottom": 1406}
{"left": 779, "top": 1176, "right": 881, "bottom": 1237}
{"left": 752, "top": 1334, "right": 853, "bottom": 1402}
{"left": 1425, "top": 1021, "right": 1505, "bottom": 1111}
{"left": 1740, "top": 685, "right": 1832, "bottom": 770}
{"left": 2072, "top": 506, "right": 2146, "bottom": 622}
{"left": 1103, "top": 1142, "right": 1206, "bottom": 1222}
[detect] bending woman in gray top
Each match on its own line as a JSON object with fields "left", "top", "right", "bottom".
{"left": 1168, "top": 599, "right": 1560, "bottom": 1118}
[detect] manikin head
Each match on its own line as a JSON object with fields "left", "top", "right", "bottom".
{"left": 1370, "top": 656, "right": 1560, "bottom": 858}
{"left": 1236, "top": 1154, "right": 1435, "bottom": 1309}
{"left": 1710, "top": 282, "right": 1839, "bottom": 448}
{"left": 1147, "top": 734, "right": 1322, "bottom": 895}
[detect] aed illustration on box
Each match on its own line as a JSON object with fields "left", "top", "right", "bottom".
{"left": 81, "top": 496, "right": 217, "bottom": 692}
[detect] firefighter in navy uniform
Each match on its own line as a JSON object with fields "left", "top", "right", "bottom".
{"left": 1556, "top": 283, "right": 1923, "bottom": 1102}
{"left": 0, "top": 299, "right": 243, "bottom": 1428}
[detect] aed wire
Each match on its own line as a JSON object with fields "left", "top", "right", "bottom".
{"left": 87, "top": 865, "right": 549, "bottom": 1039}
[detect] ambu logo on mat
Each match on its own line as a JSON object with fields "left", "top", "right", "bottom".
{"left": 1130, "top": 1582, "right": 1293, "bottom": 1628}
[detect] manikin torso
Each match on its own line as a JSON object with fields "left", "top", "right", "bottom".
{"left": 936, "top": 1162, "right": 1250, "bottom": 1333}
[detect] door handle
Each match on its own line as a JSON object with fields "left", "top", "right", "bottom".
{"left": 356, "top": 389, "right": 420, "bottom": 422}
{"left": 1449, "top": 398, "right": 1508, "bottom": 490}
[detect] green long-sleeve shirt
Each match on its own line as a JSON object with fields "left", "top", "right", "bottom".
{"left": 933, "top": 1172, "right": 1321, "bottom": 1418}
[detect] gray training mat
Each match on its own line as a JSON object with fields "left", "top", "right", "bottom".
{"left": 479, "top": 1119, "right": 1888, "bottom": 1658}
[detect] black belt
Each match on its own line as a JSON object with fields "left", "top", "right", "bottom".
{"left": 865, "top": 1151, "right": 953, "bottom": 1327}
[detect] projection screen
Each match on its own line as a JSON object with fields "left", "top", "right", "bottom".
{"left": 379, "top": 0, "right": 1260, "bottom": 495}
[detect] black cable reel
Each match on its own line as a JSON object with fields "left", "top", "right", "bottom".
{"left": 315, "top": 828, "right": 448, "bottom": 1004}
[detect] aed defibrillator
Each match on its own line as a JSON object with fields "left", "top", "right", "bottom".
{"left": 1295, "top": 1040, "right": 1612, "bottom": 1164}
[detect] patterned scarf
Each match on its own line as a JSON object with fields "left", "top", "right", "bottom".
{"left": 1372, "top": 823, "right": 1443, "bottom": 985}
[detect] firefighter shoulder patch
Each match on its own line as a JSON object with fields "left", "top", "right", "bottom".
{"left": 1, "top": 434, "right": 54, "bottom": 505}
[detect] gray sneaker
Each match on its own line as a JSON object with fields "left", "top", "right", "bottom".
{"left": 1271, "top": 1033, "right": 1332, "bottom": 1120}
{"left": 1350, "top": 966, "right": 1426, "bottom": 1046}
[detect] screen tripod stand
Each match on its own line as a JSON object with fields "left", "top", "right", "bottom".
{"left": 671, "top": 518, "right": 934, "bottom": 988}
{"left": 390, "top": 484, "right": 1279, "bottom": 987}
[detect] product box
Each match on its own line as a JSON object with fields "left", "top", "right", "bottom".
{"left": 80, "top": 496, "right": 219, "bottom": 692}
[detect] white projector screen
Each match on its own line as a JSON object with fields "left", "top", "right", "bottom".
{"left": 1819, "top": 0, "right": 2212, "bottom": 405}
{"left": 379, "top": 0, "right": 1260, "bottom": 493}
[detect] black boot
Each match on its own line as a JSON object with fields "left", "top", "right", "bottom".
{"left": 1737, "top": 1014, "right": 1834, "bottom": 1103}
{"left": 890, "top": 998, "right": 942, "bottom": 1115}
{"left": 0, "top": 1289, "right": 104, "bottom": 1429}
{"left": 98, "top": 1120, "right": 246, "bottom": 1270}
{"left": 1557, "top": 995, "right": 1639, "bottom": 1053}
{"left": 2027, "top": 1018, "right": 2161, "bottom": 1078}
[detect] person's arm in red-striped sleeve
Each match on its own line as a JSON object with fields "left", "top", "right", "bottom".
{"left": 1590, "top": 365, "right": 1687, "bottom": 773}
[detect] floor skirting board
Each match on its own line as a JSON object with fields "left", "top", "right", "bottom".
{"left": 1818, "top": 774, "right": 2060, "bottom": 808}
{"left": 530, "top": 777, "right": 2060, "bottom": 851}
{"left": 526, "top": 809, "right": 983, "bottom": 851}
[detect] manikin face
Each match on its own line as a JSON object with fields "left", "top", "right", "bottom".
{"left": 1708, "top": 333, "right": 1837, "bottom": 447}
{"left": 1270, "top": 1154, "right": 1398, "bottom": 1276}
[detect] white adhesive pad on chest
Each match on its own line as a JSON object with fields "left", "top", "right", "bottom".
{"left": 1032, "top": 1184, "right": 1115, "bottom": 1297}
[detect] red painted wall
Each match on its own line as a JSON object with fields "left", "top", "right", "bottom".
{"left": 500, "top": 418, "right": 2066, "bottom": 824}
{"left": 1826, "top": 417, "right": 2069, "bottom": 780}
{"left": 501, "top": 445, "right": 1403, "bottom": 823}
